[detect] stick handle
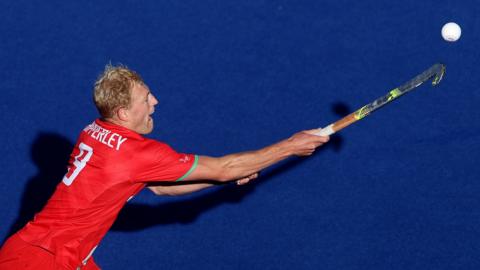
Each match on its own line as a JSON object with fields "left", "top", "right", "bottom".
{"left": 314, "top": 113, "right": 358, "bottom": 136}
{"left": 315, "top": 124, "right": 335, "bottom": 136}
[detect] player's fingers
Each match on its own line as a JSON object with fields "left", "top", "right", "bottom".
{"left": 315, "top": 141, "right": 328, "bottom": 148}
{"left": 309, "top": 136, "right": 329, "bottom": 146}
{"left": 236, "top": 173, "right": 259, "bottom": 185}
{"left": 304, "top": 128, "right": 321, "bottom": 135}
{"left": 314, "top": 134, "right": 330, "bottom": 143}
{"left": 298, "top": 149, "right": 315, "bottom": 156}
{"left": 236, "top": 178, "right": 250, "bottom": 185}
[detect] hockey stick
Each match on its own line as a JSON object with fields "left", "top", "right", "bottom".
{"left": 315, "top": 63, "right": 446, "bottom": 136}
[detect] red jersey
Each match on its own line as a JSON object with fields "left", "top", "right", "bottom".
{"left": 17, "top": 119, "right": 198, "bottom": 269}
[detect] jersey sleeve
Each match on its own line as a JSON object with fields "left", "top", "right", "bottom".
{"left": 131, "top": 140, "right": 198, "bottom": 183}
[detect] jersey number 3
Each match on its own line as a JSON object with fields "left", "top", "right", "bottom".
{"left": 63, "top": 142, "right": 93, "bottom": 186}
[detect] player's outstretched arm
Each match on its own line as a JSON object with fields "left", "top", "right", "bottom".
{"left": 147, "top": 130, "right": 326, "bottom": 196}
{"left": 183, "top": 129, "right": 329, "bottom": 182}
{"left": 147, "top": 173, "right": 258, "bottom": 196}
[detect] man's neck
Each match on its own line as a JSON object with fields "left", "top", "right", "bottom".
{"left": 103, "top": 117, "right": 130, "bottom": 130}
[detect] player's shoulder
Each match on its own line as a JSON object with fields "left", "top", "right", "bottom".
{"left": 138, "top": 137, "right": 171, "bottom": 151}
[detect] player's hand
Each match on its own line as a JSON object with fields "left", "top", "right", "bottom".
{"left": 288, "top": 129, "right": 329, "bottom": 156}
{"left": 236, "top": 173, "right": 259, "bottom": 185}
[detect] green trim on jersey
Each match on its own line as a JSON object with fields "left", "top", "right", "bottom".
{"left": 176, "top": 155, "right": 199, "bottom": 181}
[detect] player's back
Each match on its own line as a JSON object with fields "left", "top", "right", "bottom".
{"left": 18, "top": 119, "right": 146, "bottom": 268}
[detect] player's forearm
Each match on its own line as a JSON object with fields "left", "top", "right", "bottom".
{"left": 148, "top": 182, "right": 215, "bottom": 196}
{"left": 184, "top": 130, "right": 328, "bottom": 182}
{"left": 217, "top": 139, "right": 293, "bottom": 180}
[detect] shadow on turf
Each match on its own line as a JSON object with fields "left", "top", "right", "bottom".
{"left": 4, "top": 132, "right": 73, "bottom": 242}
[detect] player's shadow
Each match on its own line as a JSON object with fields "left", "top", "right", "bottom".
{"left": 112, "top": 141, "right": 339, "bottom": 231}
{"left": 112, "top": 182, "right": 256, "bottom": 231}
{"left": 5, "top": 132, "right": 73, "bottom": 241}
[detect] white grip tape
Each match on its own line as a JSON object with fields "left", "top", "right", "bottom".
{"left": 315, "top": 124, "right": 334, "bottom": 136}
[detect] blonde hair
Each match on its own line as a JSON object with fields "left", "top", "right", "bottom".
{"left": 93, "top": 64, "right": 144, "bottom": 118}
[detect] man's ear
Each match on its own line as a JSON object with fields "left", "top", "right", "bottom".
{"left": 116, "top": 107, "right": 129, "bottom": 122}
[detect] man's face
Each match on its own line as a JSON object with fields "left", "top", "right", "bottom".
{"left": 126, "top": 83, "right": 158, "bottom": 134}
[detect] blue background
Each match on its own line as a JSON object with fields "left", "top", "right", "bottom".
{"left": 1, "top": 0, "right": 480, "bottom": 269}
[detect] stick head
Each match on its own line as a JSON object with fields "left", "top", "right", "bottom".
{"left": 431, "top": 63, "right": 446, "bottom": 86}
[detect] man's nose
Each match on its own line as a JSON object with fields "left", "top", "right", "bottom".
{"left": 151, "top": 95, "right": 159, "bottom": 106}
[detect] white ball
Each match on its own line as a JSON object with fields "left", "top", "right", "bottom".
{"left": 441, "top": 22, "right": 461, "bottom": 42}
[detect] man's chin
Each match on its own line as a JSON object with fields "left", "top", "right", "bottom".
{"left": 138, "top": 121, "right": 154, "bottom": 135}
{"left": 145, "top": 120, "right": 154, "bottom": 134}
